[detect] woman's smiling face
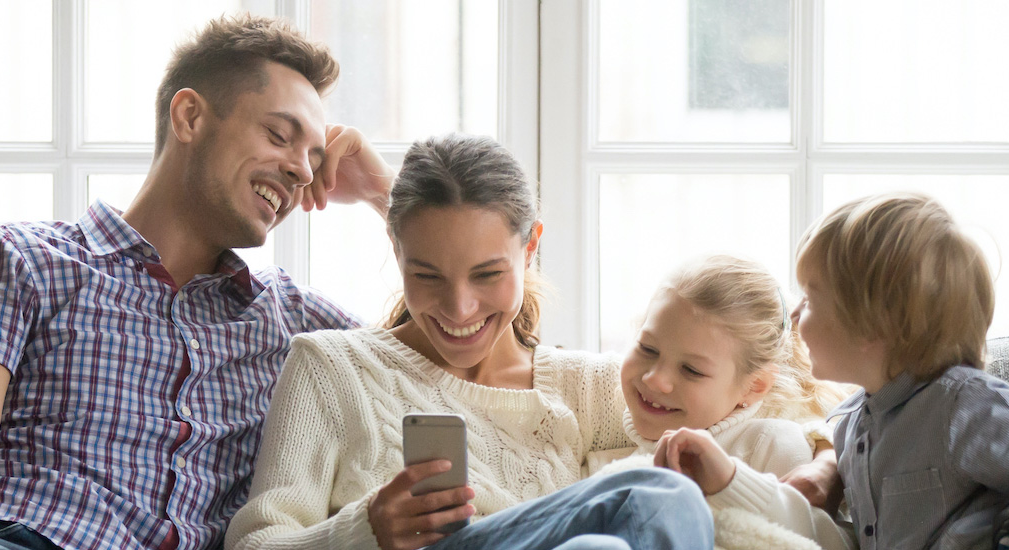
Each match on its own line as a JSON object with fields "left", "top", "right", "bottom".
{"left": 395, "top": 205, "right": 536, "bottom": 372}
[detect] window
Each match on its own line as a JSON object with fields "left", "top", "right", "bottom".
{"left": 540, "top": 0, "right": 1009, "bottom": 352}
{"left": 0, "top": 1, "right": 537, "bottom": 326}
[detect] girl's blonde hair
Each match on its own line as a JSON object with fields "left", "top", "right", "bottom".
{"left": 667, "top": 255, "right": 847, "bottom": 421}
{"left": 382, "top": 133, "right": 543, "bottom": 349}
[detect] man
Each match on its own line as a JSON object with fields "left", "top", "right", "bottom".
{"left": 0, "top": 14, "right": 393, "bottom": 550}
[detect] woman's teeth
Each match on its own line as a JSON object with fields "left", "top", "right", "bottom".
{"left": 253, "top": 183, "right": 281, "bottom": 213}
{"left": 438, "top": 318, "right": 487, "bottom": 338}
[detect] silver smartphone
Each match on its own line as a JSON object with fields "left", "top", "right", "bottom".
{"left": 402, "top": 413, "right": 469, "bottom": 534}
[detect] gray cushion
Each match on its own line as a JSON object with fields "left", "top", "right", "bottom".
{"left": 986, "top": 337, "right": 1009, "bottom": 383}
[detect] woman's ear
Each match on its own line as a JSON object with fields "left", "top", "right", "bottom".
{"left": 525, "top": 221, "right": 543, "bottom": 267}
{"left": 741, "top": 363, "right": 779, "bottom": 406}
{"left": 169, "top": 88, "right": 209, "bottom": 145}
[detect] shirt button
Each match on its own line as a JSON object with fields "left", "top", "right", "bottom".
{"left": 189, "top": 338, "right": 200, "bottom": 350}
{"left": 180, "top": 405, "right": 192, "bottom": 418}
{"left": 142, "top": 245, "right": 155, "bottom": 258}
{"left": 856, "top": 441, "right": 865, "bottom": 453}
{"left": 175, "top": 457, "right": 187, "bottom": 469}
{"left": 864, "top": 525, "right": 874, "bottom": 537}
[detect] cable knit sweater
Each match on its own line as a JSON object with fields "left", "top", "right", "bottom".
{"left": 225, "top": 328, "right": 631, "bottom": 550}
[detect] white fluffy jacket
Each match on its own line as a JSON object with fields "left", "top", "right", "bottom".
{"left": 225, "top": 328, "right": 630, "bottom": 550}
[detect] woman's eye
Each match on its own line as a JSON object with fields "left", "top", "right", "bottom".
{"left": 413, "top": 273, "right": 439, "bottom": 281}
{"left": 476, "top": 271, "right": 504, "bottom": 280}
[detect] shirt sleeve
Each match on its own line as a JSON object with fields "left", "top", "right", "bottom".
{"left": 948, "top": 374, "right": 1009, "bottom": 492}
{"left": 225, "top": 338, "right": 380, "bottom": 550}
{"left": 707, "top": 458, "right": 857, "bottom": 550}
{"left": 0, "top": 232, "right": 39, "bottom": 375}
{"left": 298, "top": 285, "right": 362, "bottom": 332}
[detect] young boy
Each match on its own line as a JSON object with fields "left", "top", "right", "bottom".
{"left": 792, "top": 192, "right": 1009, "bottom": 549}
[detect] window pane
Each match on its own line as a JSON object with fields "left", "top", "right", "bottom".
{"left": 823, "top": 174, "right": 1009, "bottom": 337}
{"left": 0, "top": 174, "right": 54, "bottom": 222}
{"left": 824, "top": 1, "right": 1009, "bottom": 143}
{"left": 599, "top": 173, "right": 791, "bottom": 352}
{"left": 309, "top": 204, "right": 401, "bottom": 325}
{"left": 310, "top": 0, "right": 498, "bottom": 142}
{"left": 85, "top": 0, "right": 275, "bottom": 143}
{"left": 86, "top": 173, "right": 273, "bottom": 271}
{"left": 0, "top": 1, "right": 52, "bottom": 142}
{"left": 597, "top": 0, "right": 791, "bottom": 143}
{"left": 87, "top": 173, "right": 145, "bottom": 211}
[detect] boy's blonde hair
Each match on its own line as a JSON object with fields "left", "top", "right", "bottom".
{"left": 668, "top": 255, "right": 847, "bottom": 421}
{"left": 795, "top": 192, "right": 994, "bottom": 380}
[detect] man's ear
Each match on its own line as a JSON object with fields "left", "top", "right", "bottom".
{"left": 741, "top": 363, "right": 779, "bottom": 405}
{"left": 525, "top": 221, "right": 543, "bottom": 267}
{"left": 169, "top": 88, "right": 209, "bottom": 145}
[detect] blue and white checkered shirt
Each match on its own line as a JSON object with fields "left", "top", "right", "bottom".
{"left": 830, "top": 365, "right": 1009, "bottom": 550}
{"left": 0, "top": 201, "right": 359, "bottom": 550}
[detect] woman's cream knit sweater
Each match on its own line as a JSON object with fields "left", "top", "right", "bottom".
{"left": 225, "top": 328, "right": 630, "bottom": 550}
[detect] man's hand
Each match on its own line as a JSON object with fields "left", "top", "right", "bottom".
{"left": 298, "top": 125, "right": 396, "bottom": 218}
{"left": 780, "top": 440, "right": 843, "bottom": 516}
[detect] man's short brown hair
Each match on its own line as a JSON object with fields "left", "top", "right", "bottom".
{"left": 154, "top": 14, "right": 339, "bottom": 155}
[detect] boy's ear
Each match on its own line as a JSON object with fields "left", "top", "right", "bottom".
{"left": 169, "top": 88, "right": 210, "bottom": 145}
{"left": 742, "top": 363, "right": 779, "bottom": 404}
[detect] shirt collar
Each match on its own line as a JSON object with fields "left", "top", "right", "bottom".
{"left": 826, "top": 370, "right": 932, "bottom": 421}
{"left": 79, "top": 200, "right": 157, "bottom": 259}
{"left": 79, "top": 200, "right": 258, "bottom": 296}
{"left": 863, "top": 371, "right": 931, "bottom": 417}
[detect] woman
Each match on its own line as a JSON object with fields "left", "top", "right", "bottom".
{"left": 225, "top": 134, "right": 713, "bottom": 550}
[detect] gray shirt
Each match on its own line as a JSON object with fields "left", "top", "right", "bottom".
{"left": 831, "top": 365, "right": 1009, "bottom": 550}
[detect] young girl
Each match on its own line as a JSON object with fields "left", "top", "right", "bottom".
{"left": 586, "top": 255, "right": 856, "bottom": 550}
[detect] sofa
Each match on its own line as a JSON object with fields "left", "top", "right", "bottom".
{"left": 987, "top": 337, "right": 1009, "bottom": 382}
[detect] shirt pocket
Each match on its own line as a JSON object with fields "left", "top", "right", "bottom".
{"left": 879, "top": 468, "right": 943, "bottom": 549}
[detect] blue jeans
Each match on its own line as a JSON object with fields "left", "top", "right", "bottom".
{"left": 0, "top": 522, "right": 61, "bottom": 550}
{"left": 429, "top": 468, "right": 714, "bottom": 550}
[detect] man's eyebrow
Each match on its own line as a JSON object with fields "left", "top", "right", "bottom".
{"left": 268, "top": 111, "right": 326, "bottom": 169}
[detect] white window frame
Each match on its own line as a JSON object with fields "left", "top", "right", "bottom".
{"left": 538, "top": 0, "right": 1009, "bottom": 352}
{"left": 0, "top": 0, "right": 538, "bottom": 289}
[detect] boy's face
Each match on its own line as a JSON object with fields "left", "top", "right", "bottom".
{"left": 621, "top": 290, "right": 752, "bottom": 440}
{"left": 793, "top": 267, "right": 888, "bottom": 392}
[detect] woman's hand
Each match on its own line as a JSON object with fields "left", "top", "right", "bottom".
{"left": 368, "top": 460, "right": 476, "bottom": 550}
{"left": 654, "top": 428, "right": 735, "bottom": 495}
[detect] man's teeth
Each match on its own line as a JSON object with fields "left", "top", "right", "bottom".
{"left": 253, "top": 184, "right": 281, "bottom": 213}
{"left": 438, "top": 318, "right": 487, "bottom": 338}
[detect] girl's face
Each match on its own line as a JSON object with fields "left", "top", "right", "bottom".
{"left": 395, "top": 205, "right": 538, "bottom": 374}
{"left": 621, "top": 290, "right": 756, "bottom": 440}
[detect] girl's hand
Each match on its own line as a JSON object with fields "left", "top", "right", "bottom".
{"left": 654, "top": 428, "right": 736, "bottom": 495}
{"left": 300, "top": 124, "right": 395, "bottom": 216}
{"left": 368, "top": 460, "right": 476, "bottom": 550}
